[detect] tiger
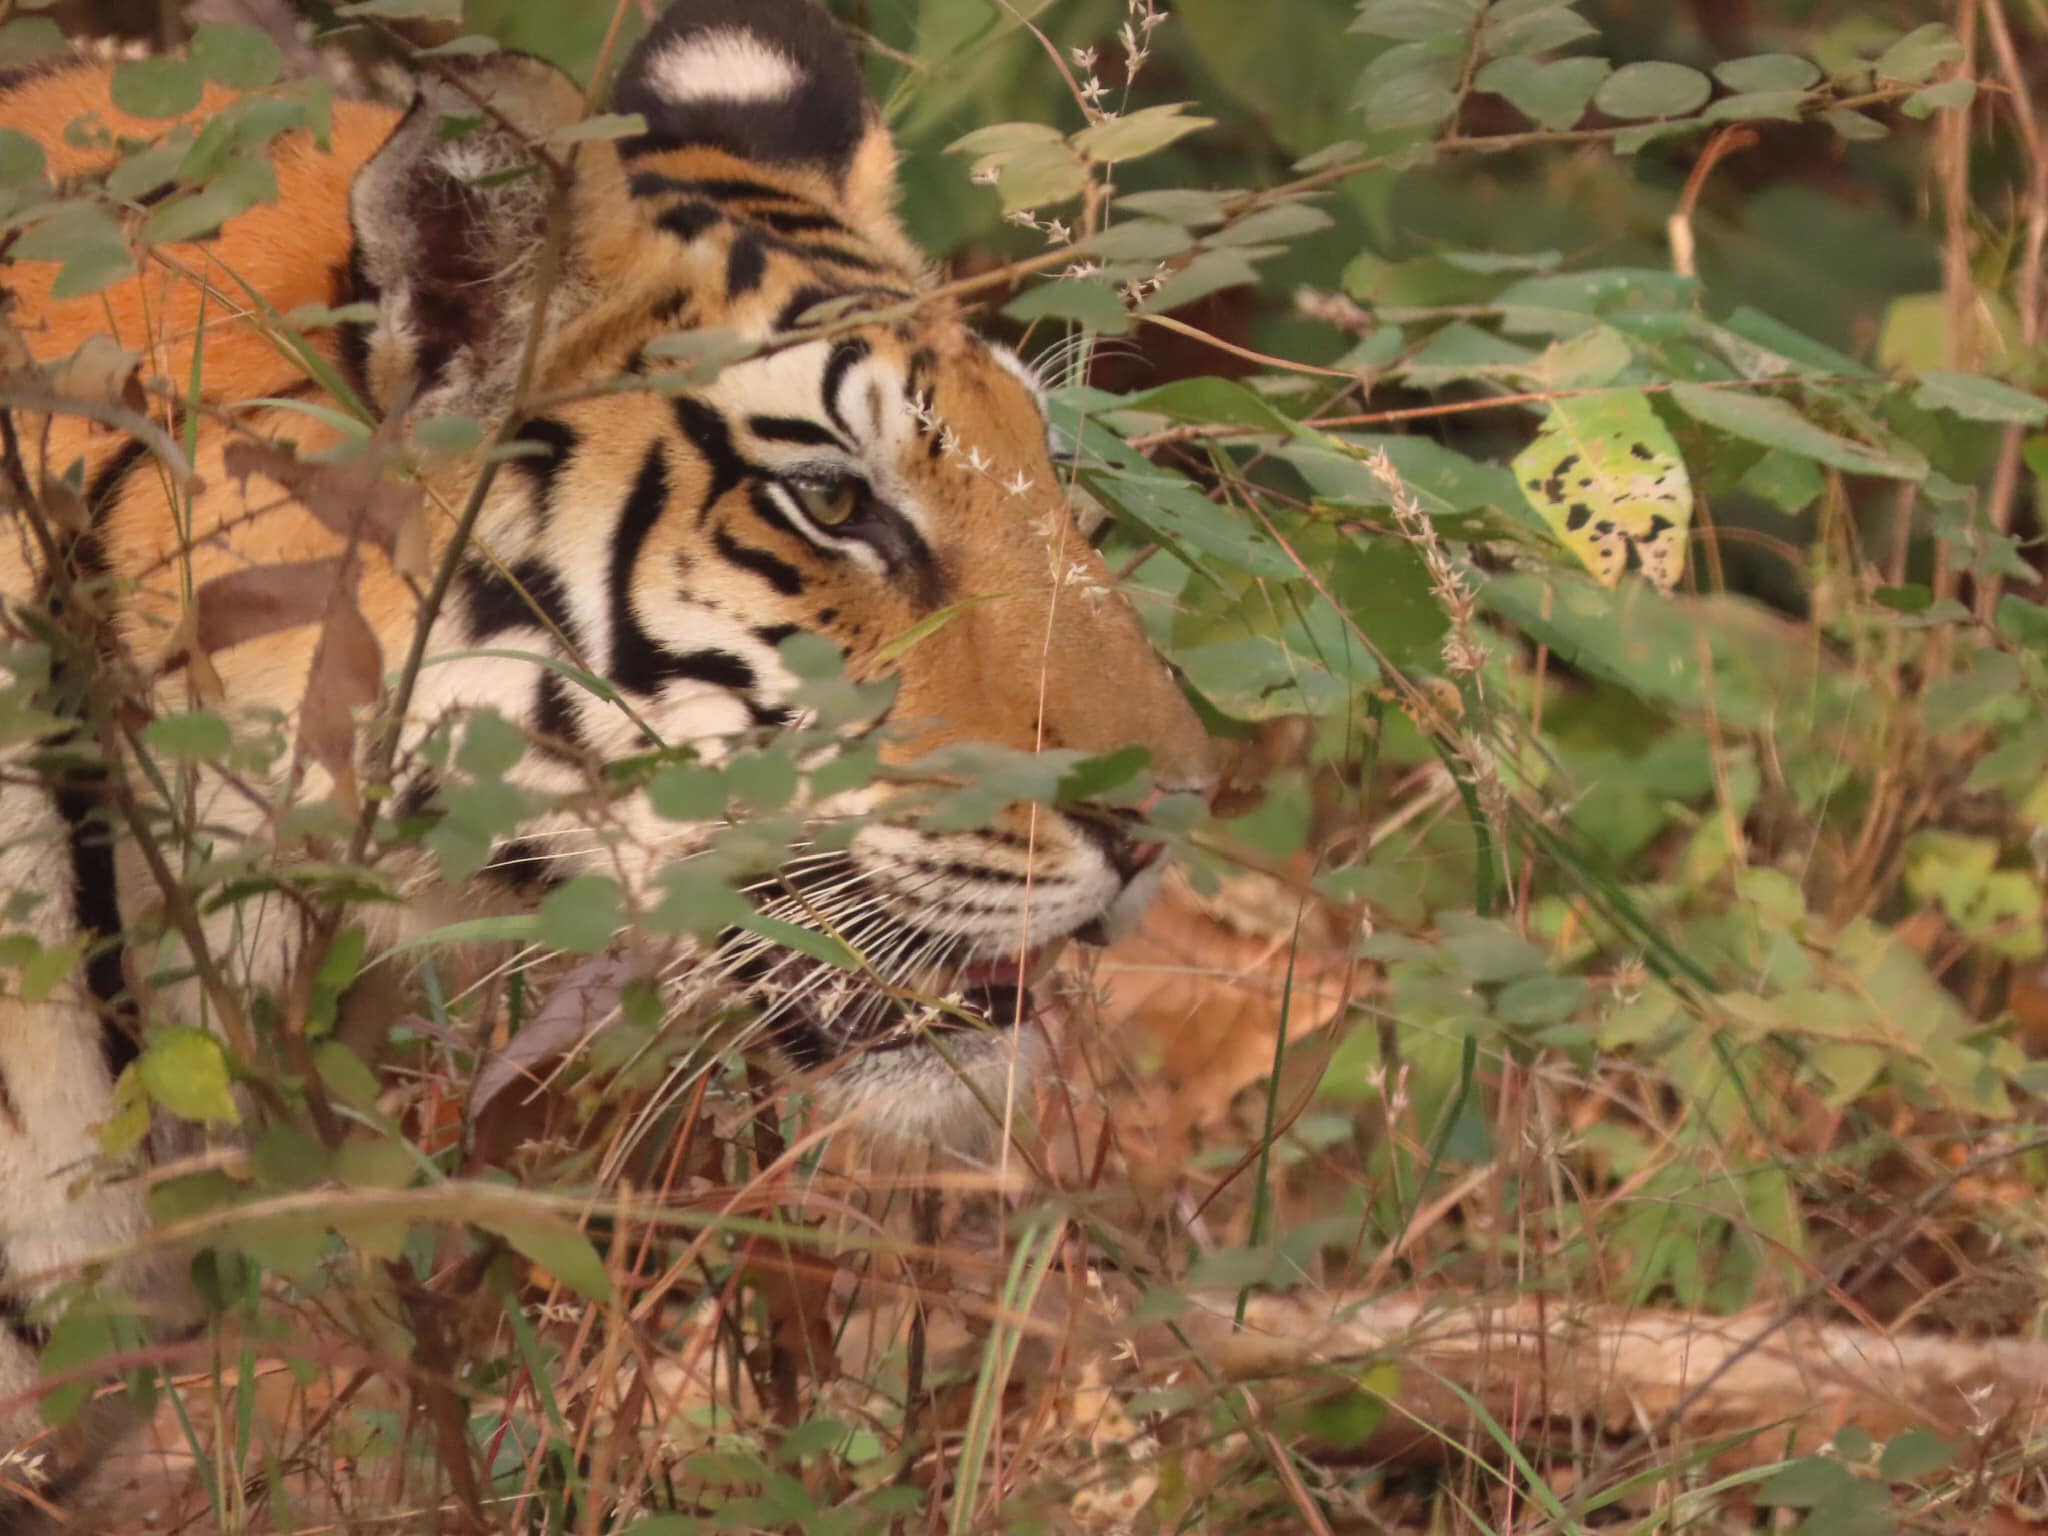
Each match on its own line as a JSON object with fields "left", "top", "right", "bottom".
{"left": 0, "top": 0, "right": 1215, "bottom": 1512}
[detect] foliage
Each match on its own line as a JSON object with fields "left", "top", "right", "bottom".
{"left": 0, "top": 0, "right": 2045, "bottom": 1531}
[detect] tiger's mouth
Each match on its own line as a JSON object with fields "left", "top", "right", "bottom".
{"left": 724, "top": 818, "right": 1154, "bottom": 1099}
{"left": 737, "top": 922, "right": 1071, "bottom": 1074}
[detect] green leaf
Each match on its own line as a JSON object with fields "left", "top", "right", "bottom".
{"left": 1117, "top": 376, "right": 1300, "bottom": 434}
{"left": 727, "top": 747, "right": 796, "bottom": 812}
{"left": 337, "top": 0, "right": 460, "bottom": 16}
{"left": 1118, "top": 188, "right": 1231, "bottom": 225}
{"left": 1878, "top": 1429, "right": 1955, "bottom": 1481}
{"left": 1913, "top": 370, "right": 2048, "bottom": 425}
{"left": 413, "top": 413, "right": 484, "bottom": 454}
{"left": 1332, "top": 538, "right": 1449, "bottom": 672}
{"left": 335, "top": 1138, "right": 416, "bottom": 1189}
{"left": 0, "top": 18, "right": 63, "bottom": 69}
{"left": 142, "top": 157, "right": 279, "bottom": 244}
{"left": 457, "top": 709, "right": 526, "bottom": 778}
{"left": 1082, "top": 219, "right": 1195, "bottom": 261}
{"left": 1300, "top": 1385, "right": 1389, "bottom": 1447}
{"left": 38, "top": 1305, "right": 120, "bottom": 1425}
{"left": 536, "top": 876, "right": 622, "bottom": 954}
{"left": 1480, "top": 4, "right": 1595, "bottom": 56}
{"left": 1592, "top": 61, "right": 1712, "bottom": 120}
{"left": 1713, "top": 53, "right": 1820, "bottom": 92}
{"left": 138, "top": 1027, "right": 240, "bottom": 1125}
{"left": 250, "top": 1123, "right": 331, "bottom": 1189}
{"left": 1903, "top": 77, "right": 1976, "bottom": 119}
{"left": 873, "top": 592, "right": 1011, "bottom": 665}
{"left": 488, "top": 1218, "right": 614, "bottom": 1302}
{"left": 1670, "top": 384, "right": 1927, "bottom": 480}
{"left": 1758, "top": 1455, "right": 1871, "bottom": 1510}
{"left": 189, "top": 23, "right": 284, "bottom": 89}
{"left": 1442, "top": 918, "right": 1548, "bottom": 983}
{"left": 1350, "top": 0, "right": 1479, "bottom": 42}
{"left": 1703, "top": 90, "right": 1808, "bottom": 124}
{"left": 1056, "top": 746, "right": 1151, "bottom": 803}
{"left": 1996, "top": 595, "right": 2048, "bottom": 651}
{"left": 1876, "top": 23, "right": 1964, "bottom": 85}
{"left": 310, "top": 928, "right": 364, "bottom": 998}
{"left": 947, "top": 121, "right": 1065, "bottom": 157}
{"left": 1740, "top": 448, "right": 1825, "bottom": 514}
{"left": 110, "top": 57, "right": 204, "bottom": 119}
{"left": 1208, "top": 201, "right": 1333, "bottom": 247}
{"left": 1513, "top": 391, "right": 1692, "bottom": 592}
{"left": 1356, "top": 38, "right": 1464, "bottom": 132}
{"left": 1475, "top": 56, "right": 1610, "bottom": 131}
{"left": 647, "top": 763, "right": 726, "bottom": 821}
{"left": 1071, "top": 103, "right": 1214, "bottom": 163}
{"left": 417, "top": 34, "right": 502, "bottom": 58}
{"left": 987, "top": 142, "right": 1089, "bottom": 211}
{"left": 19, "top": 937, "right": 85, "bottom": 1005}
{"left": 1496, "top": 974, "right": 1586, "bottom": 1025}
{"left": 1825, "top": 108, "right": 1889, "bottom": 141}
{"left": 546, "top": 112, "right": 648, "bottom": 146}
{"left": 1004, "top": 278, "right": 1131, "bottom": 335}
{"left": 106, "top": 141, "right": 188, "bottom": 205}
{"left": 0, "top": 128, "right": 45, "bottom": 186}
{"left": 312, "top": 1039, "right": 383, "bottom": 1111}
{"left": 1612, "top": 119, "right": 1711, "bottom": 156}
{"left": 143, "top": 710, "right": 232, "bottom": 760}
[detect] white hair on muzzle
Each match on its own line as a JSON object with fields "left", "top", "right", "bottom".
{"left": 809, "top": 1027, "right": 1043, "bottom": 1156}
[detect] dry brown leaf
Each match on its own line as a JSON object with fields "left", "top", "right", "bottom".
{"left": 161, "top": 607, "right": 227, "bottom": 708}
{"left": 390, "top": 504, "right": 432, "bottom": 584}
{"left": 190, "top": 557, "right": 347, "bottom": 654}
{"left": 38, "top": 472, "right": 90, "bottom": 536}
{"left": 47, "top": 335, "right": 147, "bottom": 415}
{"left": 224, "top": 438, "right": 426, "bottom": 570}
{"left": 298, "top": 586, "right": 382, "bottom": 810}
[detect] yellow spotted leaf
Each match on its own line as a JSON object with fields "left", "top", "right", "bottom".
{"left": 1513, "top": 391, "right": 1691, "bottom": 593}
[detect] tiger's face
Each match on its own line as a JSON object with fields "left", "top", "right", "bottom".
{"left": 345, "top": 0, "right": 1215, "bottom": 1131}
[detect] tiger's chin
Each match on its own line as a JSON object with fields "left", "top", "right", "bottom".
{"left": 778, "top": 938, "right": 1077, "bottom": 1154}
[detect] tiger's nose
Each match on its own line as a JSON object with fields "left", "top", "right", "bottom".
{"left": 1072, "top": 812, "right": 1164, "bottom": 883}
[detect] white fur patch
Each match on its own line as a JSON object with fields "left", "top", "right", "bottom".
{"left": 648, "top": 29, "right": 802, "bottom": 106}
{"left": 810, "top": 1026, "right": 1043, "bottom": 1153}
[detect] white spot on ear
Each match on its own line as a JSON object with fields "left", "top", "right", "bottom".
{"left": 649, "top": 28, "right": 803, "bottom": 105}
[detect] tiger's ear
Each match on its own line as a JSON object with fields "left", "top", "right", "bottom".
{"left": 348, "top": 54, "right": 625, "bottom": 421}
{"left": 612, "top": 0, "right": 905, "bottom": 246}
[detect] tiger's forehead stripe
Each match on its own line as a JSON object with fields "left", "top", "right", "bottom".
{"left": 622, "top": 152, "right": 919, "bottom": 325}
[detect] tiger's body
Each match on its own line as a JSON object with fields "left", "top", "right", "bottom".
{"left": 0, "top": 0, "right": 1212, "bottom": 1511}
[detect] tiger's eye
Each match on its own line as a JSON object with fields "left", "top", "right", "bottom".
{"left": 793, "top": 478, "right": 859, "bottom": 527}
